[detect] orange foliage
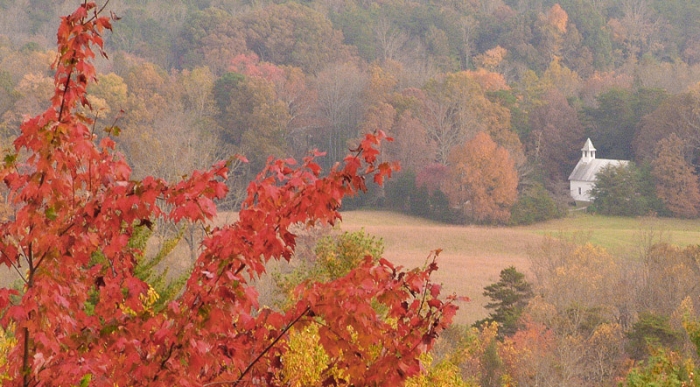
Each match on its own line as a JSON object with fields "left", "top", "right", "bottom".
{"left": 500, "top": 318, "right": 556, "bottom": 385}
{"left": 547, "top": 4, "right": 568, "bottom": 34}
{"left": 474, "top": 46, "right": 508, "bottom": 72}
{"left": 446, "top": 132, "right": 518, "bottom": 224}
{"left": 465, "top": 68, "right": 509, "bottom": 92}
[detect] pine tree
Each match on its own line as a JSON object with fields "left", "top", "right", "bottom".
{"left": 477, "top": 266, "right": 533, "bottom": 337}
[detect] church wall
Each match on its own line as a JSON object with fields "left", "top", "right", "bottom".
{"left": 570, "top": 180, "right": 594, "bottom": 202}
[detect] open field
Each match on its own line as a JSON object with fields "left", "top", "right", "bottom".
{"left": 3, "top": 210, "right": 700, "bottom": 326}
{"left": 337, "top": 210, "right": 700, "bottom": 325}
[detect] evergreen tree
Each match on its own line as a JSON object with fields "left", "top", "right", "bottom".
{"left": 589, "top": 163, "right": 657, "bottom": 216}
{"left": 477, "top": 266, "right": 533, "bottom": 337}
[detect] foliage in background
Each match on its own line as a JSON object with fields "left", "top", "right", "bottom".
{"left": 0, "top": 5, "right": 459, "bottom": 385}
{"left": 589, "top": 163, "right": 661, "bottom": 217}
{"left": 275, "top": 229, "right": 384, "bottom": 304}
{"left": 509, "top": 183, "right": 565, "bottom": 225}
{"left": 446, "top": 132, "right": 519, "bottom": 224}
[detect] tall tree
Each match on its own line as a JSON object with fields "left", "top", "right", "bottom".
{"left": 417, "top": 72, "right": 515, "bottom": 165}
{"left": 583, "top": 87, "right": 637, "bottom": 160}
{"left": 527, "top": 88, "right": 585, "bottom": 182}
{"left": 314, "top": 62, "right": 367, "bottom": 168}
{"left": 0, "top": 4, "right": 459, "bottom": 384}
{"left": 651, "top": 134, "right": 700, "bottom": 218}
{"left": 445, "top": 131, "right": 518, "bottom": 224}
{"left": 634, "top": 90, "right": 699, "bottom": 165}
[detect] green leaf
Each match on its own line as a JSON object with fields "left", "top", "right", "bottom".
{"left": 79, "top": 374, "right": 92, "bottom": 387}
{"left": 45, "top": 207, "right": 57, "bottom": 221}
{"left": 104, "top": 125, "right": 121, "bottom": 136}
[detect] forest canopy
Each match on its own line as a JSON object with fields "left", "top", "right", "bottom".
{"left": 2, "top": 0, "right": 700, "bottom": 224}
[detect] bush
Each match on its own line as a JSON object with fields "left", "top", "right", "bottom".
{"left": 588, "top": 163, "right": 662, "bottom": 217}
{"left": 509, "top": 184, "right": 565, "bottom": 225}
{"left": 385, "top": 171, "right": 461, "bottom": 223}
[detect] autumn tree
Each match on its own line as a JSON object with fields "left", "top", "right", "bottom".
{"left": 314, "top": 62, "right": 367, "bottom": 168}
{"left": 527, "top": 238, "right": 629, "bottom": 385}
{"left": 499, "top": 319, "right": 558, "bottom": 386}
{"left": 385, "top": 109, "right": 436, "bottom": 174}
{"left": 417, "top": 72, "right": 516, "bottom": 165}
{"left": 175, "top": 7, "right": 247, "bottom": 75}
{"left": 634, "top": 90, "right": 698, "bottom": 165}
{"left": 534, "top": 4, "right": 569, "bottom": 63}
{"left": 637, "top": 243, "right": 700, "bottom": 317}
{"left": 0, "top": 4, "right": 460, "bottom": 385}
{"left": 651, "top": 134, "right": 700, "bottom": 218}
{"left": 445, "top": 132, "right": 518, "bottom": 224}
{"left": 527, "top": 88, "right": 585, "bottom": 182}
{"left": 240, "top": 2, "right": 353, "bottom": 74}
{"left": 607, "top": 0, "right": 663, "bottom": 64}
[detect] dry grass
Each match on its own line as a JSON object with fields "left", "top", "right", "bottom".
{"left": 337, "top": 210, "right": 700, "bottom": 325}
{"left": 4, "top": 209, "right": 700, "bottom": 327}
{"left": 337, "top": 211, "right": 540, "bottom": 325}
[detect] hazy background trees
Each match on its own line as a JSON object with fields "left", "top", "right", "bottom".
{"left": 6, "top": 0, "right": 700, "bottom": 225}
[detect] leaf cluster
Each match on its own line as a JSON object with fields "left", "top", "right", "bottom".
{"left": 0, "top": 5, "right": 459, "bottom": 385}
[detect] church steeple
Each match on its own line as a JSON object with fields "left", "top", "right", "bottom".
{"left": 581, "top": 138, "right": 596, "bottom": 163}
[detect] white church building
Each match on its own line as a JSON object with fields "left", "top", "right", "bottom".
{"left": 568, "top": 138, "right": 629, "bottom": 202}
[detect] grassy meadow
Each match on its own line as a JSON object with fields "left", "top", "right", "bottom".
{"left": 3, "top": 209, "right": 700, "bottom": 326}
{"left": 337, "top": 210, "right": 700, "bottom": 325}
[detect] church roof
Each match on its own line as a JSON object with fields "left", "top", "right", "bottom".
{"left": 581, "top": 138, "right": 596, "bottom": 152}
{"left": 568, "top": 158, "right": 629, "bottom": 182}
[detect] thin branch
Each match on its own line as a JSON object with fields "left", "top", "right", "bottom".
{"left": 9, "top": 259, "right": 27, "bottom": 285}
{"left": 202, "top": 306, "right": 311, "bottom": 387}
{"left": 57, "top": 65, "right": 74, "bottom": 123}
{"left": 22, "top": 244, "right": 35, "bottom": 387}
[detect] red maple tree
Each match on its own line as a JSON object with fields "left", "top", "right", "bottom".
{"left": 0, "top": 3, "right": 459, "bottom": 386}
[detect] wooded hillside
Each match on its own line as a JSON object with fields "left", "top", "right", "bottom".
{"left": 2, "top": 0, "right": 700, "bottom": 224}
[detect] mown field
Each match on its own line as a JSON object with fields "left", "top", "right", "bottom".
{"left": 337, "top": 210, "right": 700, "bottom": 325}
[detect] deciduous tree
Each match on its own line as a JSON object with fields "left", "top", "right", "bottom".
{"left": 0, "top": 4, "right": 459, "bottom": 385}
{"left": 635, "top": 90, "right": 700, "bottom": 165}
{"left": 651, "top": 133, "right": 700, "bottom": 218}
{"left": 240, "top": 3, "right": 353, "bottom": 74}
{"left": 527, "top": 88, "right": 585, "bottom": 182}
{"left": 445, "top": 132, "right": 518, "bottom": 224}
{"left": 417, "top": 72, "right": 516, "bottom": 165}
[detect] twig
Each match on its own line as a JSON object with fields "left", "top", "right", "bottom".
{"left": 202, "top": 306, "right": 311, "bottom": 387}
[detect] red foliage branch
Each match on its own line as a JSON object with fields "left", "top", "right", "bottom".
{"left": 0, "top": 3, "right": 459, "bottom": 386}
